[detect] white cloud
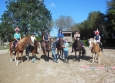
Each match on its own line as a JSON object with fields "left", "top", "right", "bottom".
{"left": 49, "top": 3, "right": 56, "bottom": 7}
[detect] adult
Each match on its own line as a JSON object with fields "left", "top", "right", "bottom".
{"left": 71, "top": 30, "right": 84, "bottom": 53}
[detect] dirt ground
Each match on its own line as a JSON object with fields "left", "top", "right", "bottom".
{"left": 0, "top": 47, "right": 115, "bottom": 83}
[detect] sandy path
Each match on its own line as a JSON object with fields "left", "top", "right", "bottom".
{"left": 0, "top": 47, "right": 115, "bottom": 83}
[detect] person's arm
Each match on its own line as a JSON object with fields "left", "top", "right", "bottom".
{"left": 48, "top": 34, "right": 50, "bottom": 40}
{"left": 42, "top": 35, "right": 44, "bottom": 40}
{"left": 19, "top": 34, "right": 21, "bottom": 40}
{"left": 74, "top": 34, "right": 76, "bottom": 40}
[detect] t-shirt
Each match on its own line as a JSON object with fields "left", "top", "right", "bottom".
{"left": 94, "top": 35, "right": 101, "bottom": 42}
{"left": 63, "top": 43, "right": 69, "bottom": 51}
{"left": 14, "top": 33, "right": 21, "bottom": 39}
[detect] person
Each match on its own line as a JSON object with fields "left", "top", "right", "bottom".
{"left": 56, "top": 29, "right": 64, "bottom": 43}
{"left": 71, "top": 30, "right": 84, "bottom": 53}
{"left": 62, "top": 39, "right": 69, "bottom": 63}
{"left": 94, "top": 29, "right": 103, "bottom": 51}
{"left": 12, "top": 27, "right": 21, "bottom": 51}
{"left": 50, "top": 38, "right": 58, "bottom": 63}
{"left": 30, "top": 33, "right": 39, "bottom": 54}
{"left": 42, "top": 31, "right": 50, "bottom": 41}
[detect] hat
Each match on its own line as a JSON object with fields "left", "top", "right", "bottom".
{"left": 15, "top": 27, "right": 20, "bottom": 31}
{"left": 94, "top": 29, "right": 99, "bottom": 35}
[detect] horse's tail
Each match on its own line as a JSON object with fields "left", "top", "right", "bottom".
{"left": 97, "top": 51, "right": 102, "bottom": 57}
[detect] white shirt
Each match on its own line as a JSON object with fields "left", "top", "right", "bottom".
{"left": 31, "top": 36, "right": 36, "bottom": 43}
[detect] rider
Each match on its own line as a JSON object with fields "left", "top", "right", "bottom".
{"left": 56, "top": 29, "right": 64, "bottom": 43}
{"left": 30, "top": 33, "right": 39, "bottom": 54}
{"left": 94, "top": 29, "right": 103, "bottom": 51}
{"left": 71, "top": 30, "right": 84, "bottom": 53}
{"left": 12, "top": 26, "right": 21, "bottom": 51}
{"left": 42, "top": 31, "right": 50, "bottom": 41}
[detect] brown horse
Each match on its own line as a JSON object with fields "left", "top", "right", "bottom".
{"left": 88, "top": 38, "right": 102, "bottom": 64}
{"left": 41, "top": 40, "right": 51, "bottom": 61}
{"left": 73, "top": 39, "right": 86, "bottom": 62}
{"left": 56, "top": 38, "right": 63, "bottom": 59}
{"left": 9, "top": 35, "right": 32, "bottom": 66}
{"left": 25, "top": 40, "right": 40, "bottom": 60}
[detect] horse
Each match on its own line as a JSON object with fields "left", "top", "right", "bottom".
{"left": 9, "top": 35, "right": 32, "bottom": 66}
{"left": 88, "top": 38, "right": 102, "bottom": 64}
{"left": 56, "top": 37, "right": 64, "bottom": 59}
{"left": 73, "top": 39, "right": 86, "bottom": 62}
{"left": 25, "top": 40, "right": 40, "bottom": 61}
{"left": 41, "top": 40, "right": 51, "bottom": 61}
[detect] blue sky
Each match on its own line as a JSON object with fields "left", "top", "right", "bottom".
{"left": 0, "top": 0, "right": 108, "bottom": 36}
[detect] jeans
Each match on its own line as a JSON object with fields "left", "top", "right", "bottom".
{"left": 51, "top": 49, "right": 57, "bottom": 61}
{"left": 64, "top": 51, "right": 68, "bottom": 58}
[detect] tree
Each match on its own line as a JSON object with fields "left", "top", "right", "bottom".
{"left": 106, "top": 0, "right": 115, "bottom": 36}
{"left": 1, "top": 0, "right": 52, "bottom": 36}
{"left": 55, "top": 15, "right": 75, "bottom": 30}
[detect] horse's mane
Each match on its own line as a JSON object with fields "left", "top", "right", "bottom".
{"left": 90, "top": 38, "right": 97, "bottom": 45}
{"left": 18, "top": 35, "right": 30, "bottom": 43}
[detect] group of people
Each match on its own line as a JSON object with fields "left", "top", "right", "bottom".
{"left": 12, "top": 27, "right": 102, "bottom": 62}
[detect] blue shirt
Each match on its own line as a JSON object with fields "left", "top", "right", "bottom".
{"left": 51, "top": 42, "right": 56, "bottom": 50}
{"left": 14, "top": 33, "right": 21, "bottom": 39}
{"left": 57, "top": 33, "right": 64, "bottom": 39}
{"left": 63, "top": 43, "right": 69, "bottom": 51}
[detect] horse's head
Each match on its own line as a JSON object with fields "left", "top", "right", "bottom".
{"left": 74, "top": 39, "right": 82, "bottom": 48}
{"left": 88, "top": 38, "right": 97, "bottom": 49}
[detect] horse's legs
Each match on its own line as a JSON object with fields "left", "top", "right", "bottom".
{"left": 92, "top": 53, "right": 94, "bottom": 64}
{"left": 78, "top": 51, "right": 81, "bottom": 62}
{"left": 75, "top": 51, "right": 77, "bottom": 61}
{"left": 98, "top": 56, "right": 100, "bottom": 65}
{"left": 21, "top": 51, "right": 24, "bottom": 63}
{"left": 10, "top": 49, "right": 13, "bottom": 62}
{"left": 47, "top": 51, "right": 49, "bottom": 61}
{"left": 16, "top": 51, "right": 19, "bottom": 66}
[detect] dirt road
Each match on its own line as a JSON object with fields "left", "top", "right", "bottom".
{"left": 0, "top": 47, "right": 115, "bottom": 83}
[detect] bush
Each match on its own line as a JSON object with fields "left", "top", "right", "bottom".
{"left": 36, "top": 36, "right": 42, "bottom": 41}
{"left": 82, "top": 40, "right": 89, "bottom": 47}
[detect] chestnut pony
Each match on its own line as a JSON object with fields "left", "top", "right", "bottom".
{"left": 9, "top": 35, "right": 32, "bottom": 66}
{"left": 88, "top": 38, "right": 102, "bottom": 64}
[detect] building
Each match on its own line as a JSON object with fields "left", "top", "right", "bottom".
{"left": 62, "top": 30, "right": 72, "bottom": 42}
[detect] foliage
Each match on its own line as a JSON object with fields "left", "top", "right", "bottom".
{"left": 106, "top": 0, "right": 115, "bottom": 34}
{"left": 0, "top": 0, "right": 52, "bottom": 36}
{"left": 55, "top": 15, "right": 75, "bottom": 30}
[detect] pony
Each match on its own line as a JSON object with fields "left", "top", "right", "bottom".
{"left": 9, "top": 35, "right": 32, "bottom": 66}
{"left": 41, "top": 40, "right": 51, "bottom": 61}
{"left": 88, "top": 38, "right": 102, "bottom": 64}
{"left": 73, "top": 39, "right": 86, "bottom": 62}
{"left": 25, "top": 40, "right": 40, "bottom": 61}
{"left": 56, "top": 37, "right": 64, "bottom": 59}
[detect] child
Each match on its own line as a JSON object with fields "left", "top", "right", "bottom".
{"left": 50, "top": 38, "right": 58, "bottom": 63}
{"left": 62, "top": 39, "right": 69, "bottom": 63}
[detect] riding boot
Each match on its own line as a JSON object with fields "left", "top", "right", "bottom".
{"left": 36, "top": 47, "right": 39, "bottom": 54}
{"left": 12, "top": 44, "right": 15, "bottom": 51}
{"left": 80, "top": 40, "right": 84, "bottom": 48}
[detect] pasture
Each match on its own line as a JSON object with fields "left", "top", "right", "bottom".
{"left": 0, "top": 47, "right": 115, "bottom": 83}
